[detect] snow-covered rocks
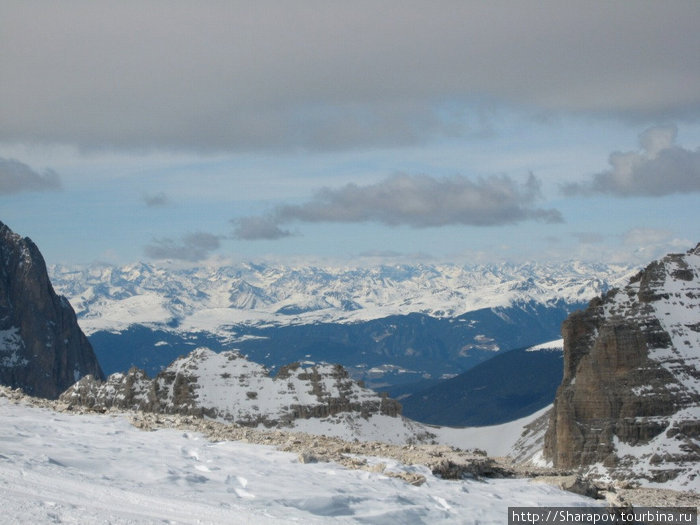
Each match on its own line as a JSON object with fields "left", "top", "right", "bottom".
{"left": 62, "top": 348, "right": 404, "bottom": 432}
{"left": 543, "top": 243, "right": 700, "bottom": 489}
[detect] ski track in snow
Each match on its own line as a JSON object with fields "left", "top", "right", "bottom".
{"left": 0, "top": 399, "right": 600, "bottom": 524}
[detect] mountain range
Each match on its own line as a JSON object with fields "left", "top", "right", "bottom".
{"left": 1, "top": 216, "right": 698, "bottom": 495}
{"left": 50, "top": 261, "right": 633, "bottom": 392}
{"left": 50, "top": 260, "right": 634, "bottom": 332}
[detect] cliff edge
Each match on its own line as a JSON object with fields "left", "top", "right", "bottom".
{"left": 543, "top": 243, "right": 699, "bottom": 487}
{"left": 0, "top": 221, "right": 103, "bottom": 398}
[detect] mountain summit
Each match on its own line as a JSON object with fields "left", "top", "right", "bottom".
{"left": 0, "top": 221, "right": 103, "bottom": 398}
{"left": 63, "top": 348, "right": 400, "bottom": 426}
{"left": 543, "top": 243, "right": 700, "bottom": 487}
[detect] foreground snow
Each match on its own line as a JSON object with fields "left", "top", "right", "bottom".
{"left": 0, "top": 399, "right": 599, "bottom": 524}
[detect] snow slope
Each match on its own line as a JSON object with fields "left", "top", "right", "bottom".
{"left": 0, "top": 397, "right": 599, "bottom": 524}
{"left": 433, "top": 405, "right": 554, "bottom": 457}
{"left": 49, "top": 261, "right": 633, "bottom": 335}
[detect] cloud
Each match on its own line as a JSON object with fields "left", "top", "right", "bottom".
{"left": 563, "top": 125, "right": 700, "bottom": 197}
{"left": 232, "top": 216, "right": 292, "bottom": 241}
{"left": 143, "top": 192, "right": 170, "bottom": 207}
{"left": 278, "top": 173, "right": 562, "bottom": 227}
{"left": 144, "top": 232, "right": 221, "bottom": 261}
{"left": 0, "top": 157, "right": 61, "bottom": 194}
{"left": 2, "top": 3, "right": 700, "bottom": 152}
{"left": 235, "top": 173, "right": 562, "bottom": 239}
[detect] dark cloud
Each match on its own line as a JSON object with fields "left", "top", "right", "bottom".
{"left": 232, "top": 216, "right": 292, "bottom": 241}
{"left": 144, "top": 232, "right": 221, "bottom": 261}
{"left": 276, "top": 173, "right": 562, "bottom": 227}
{"left": 2, "top": 3, "right": 700, "bottom": 152}
{"left": 143, "top": 192, "right": 170, "bottom": 207}
{"left": 563, "top": 125, "right": 700, "bottom": 197}
{"left": 236, "top": 173, "right": 562, "bottom": 239}
{"left": 0, "top": 157, "right": 61, "bottom": 194}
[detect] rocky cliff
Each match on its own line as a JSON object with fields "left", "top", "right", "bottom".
{"left": 543, "top": 243, "right": 699, "bottom": 487}
{"left": 0, "top": 221, "right": 104, "bottom": 398}
{"left": 61, "top": 348, "right": 401, "bottom": 427}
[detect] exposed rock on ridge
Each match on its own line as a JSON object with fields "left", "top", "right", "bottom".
{"left": 543, "top": 243, "right": 700, "bottom": 487}
{"left": 62, "top": 348, "right": 401, "bottom": 427}
{"left": 0, "top": 221, "right": 103, "bottom": 398}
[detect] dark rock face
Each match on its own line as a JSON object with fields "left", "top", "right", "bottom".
{"left": 543, "top": 244, "right": 700, "bottom": 485}
{"left": 61, "top": 348, "right": 401, "bottom": 426}
{"left": 0, "top": 221, "right": 103, "bottom": 398}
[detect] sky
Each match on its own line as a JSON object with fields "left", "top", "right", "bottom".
{"left": 1, "top": 1, "right": 699, "bottom": 268}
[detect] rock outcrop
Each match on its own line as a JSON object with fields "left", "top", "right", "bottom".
{"left": 0, "top": 221, "right": 103, "bottom": 398}
{"left": 543, "top": 244, "right": 700, "bottom": 487}
{"left": 61, "top": 347, "right": 401, "bottom": 427}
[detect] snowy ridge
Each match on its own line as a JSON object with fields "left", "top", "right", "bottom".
{"left": 162, "top": 348, "right": 401, "bottom": 428}
{"left": 599, "top": 246, "right": 700, "bottom": 488}
{"left": 63, "top": 348, "right": 442, "bottom": 443}
{"left": 63, "top": 346, "right": 563, "bottom": 449}
{"left": 599, "top": 246, "right": 700, "bottom": 401}
{"left": 49, "top": 261, "right": 634, "bottom": 335}
{"left": 647, "top": 250, "right": 700, "bottom": 397}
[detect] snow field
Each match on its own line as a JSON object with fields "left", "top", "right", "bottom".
{"left": 0, "top": 398, "right": 599, "bottom": 524}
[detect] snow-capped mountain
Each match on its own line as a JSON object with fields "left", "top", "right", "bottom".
{"left": 62, "top": 347, "right": 436, "bottom": 444}
{"left": 541, "top": 243, "right": 700, "bottom": 488}
{"left": 50, "top": 261, "right": 634, "bottom": 335}
{"left": 49, "top": 261, "right": 634, "bottom": 391}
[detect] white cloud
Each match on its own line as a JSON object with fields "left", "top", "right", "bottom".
{"left": 563, "top": 125, "right": 700, "bottom": 196}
